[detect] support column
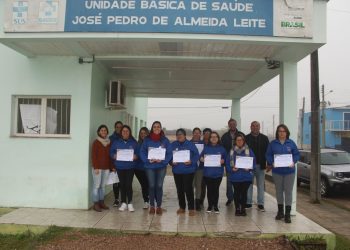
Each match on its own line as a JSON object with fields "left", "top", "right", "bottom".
{"left": 231, "top": 98, "right": 241, "bottom": 130}
{"left": 279, "top": 62, "right": 298, "bottom": 215}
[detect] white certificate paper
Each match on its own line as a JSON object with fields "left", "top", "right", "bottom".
{"left": 116, "top": 149, "right": 134, "bottom": 162}
{"left": 204, "top": 154, "right": 221, "bottom": 167}
{"left": 195, "top": 144, "right": 204, "bottom": 154}
{"left": 107, "top": 171, "right": 119, "bottom": 185}
{"left": 274, "top": 154, "right": 293, "bottom": 168}
{"left": 173, "top": 150, "right": 190, "bottom": 163}
{"left": 235, "top": 156, "right": 254, "bottom": 169}
{"left": 148, "top": 147, "right": 166, "bottom": 160}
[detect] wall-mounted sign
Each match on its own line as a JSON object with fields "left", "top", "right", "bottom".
{"left": 3, "top": 0, "right": 313, "bottom": 38}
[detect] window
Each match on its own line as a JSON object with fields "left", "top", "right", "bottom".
{"left": 13, "top": 96, "right": 71, "bottom": 137}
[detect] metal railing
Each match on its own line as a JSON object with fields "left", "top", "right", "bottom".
{"left": 326, "top": 120, "right": 350, "bottom": 131}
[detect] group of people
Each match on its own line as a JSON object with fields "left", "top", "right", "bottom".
{"left": 91, "top": 118, "right": 300, "bottom": 224}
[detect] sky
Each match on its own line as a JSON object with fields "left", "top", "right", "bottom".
{"left": 148, "top": 0, "right": 350, "bottom": 135}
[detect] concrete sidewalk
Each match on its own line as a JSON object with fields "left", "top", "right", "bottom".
{"left": 0, "top": 177, "right": 332, "bottom": 239}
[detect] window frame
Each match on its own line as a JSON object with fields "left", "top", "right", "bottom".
{"left": 12, "top": 95, "right": 71, "bottom": 138}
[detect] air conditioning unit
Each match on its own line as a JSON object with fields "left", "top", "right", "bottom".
{"left": 106, "top": 80, "right": 126, "bottom": 109}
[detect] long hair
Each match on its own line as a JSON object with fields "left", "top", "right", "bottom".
{"left": 275, "top": 124, "right": 290, "bottom": 140}
{"left": 209, "top": 131, "right": 222, "bottom": 145}
{"left": 150, "top": 121, "right": 165, "bottom": 137}
{"left": 97, "top": 124, "right": 109, "bottom": 136}
{"left": 138, "top": 127, "right": 150, "bottom": 143}
{"left": 121, "top": 125, "right": 135, "bottom": 140}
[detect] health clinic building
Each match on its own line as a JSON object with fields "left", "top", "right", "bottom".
{"left": 0, "top": 0, "right": 328, "bottom": 209}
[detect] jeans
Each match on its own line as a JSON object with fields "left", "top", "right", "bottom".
{"left": 92, "top": 169, "right": 109, "bottom": 202}
{"left": 247, "top": 164, "right": 266, "bottom": 205}
{"left": 145, "top": 167, "right": 167, "bottom": 207}
{"left": 232, "top": 181, "right": 251, "bottom": 210}
{"left": 272, "top": 173, "right": 295, "bottom": 206}
{"left": 117, "top": 169, "right": 134, "bottom": 204}
{"left": 134, "top": 169, "right": 149, "bottom": 202}
{"left": 226, "top": 173, "right": 234, "bottom": 201}
{"left": 204, "top": 177, "right": 222, "bottom": 208}
{"left": 174, "top": 173, "right": 195, "bottom": 210}
{"left": 193, "top": 169, "right": 204, "bottom": 200}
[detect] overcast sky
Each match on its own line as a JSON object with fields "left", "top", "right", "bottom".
{"left": 148, "top": 0, "right": 350, "bottom": 135}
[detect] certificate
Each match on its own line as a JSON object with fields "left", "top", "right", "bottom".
{"left": 107, "top": 171, "right": 119, "bottom": 185}
{"left": 195, "top": 144, "right": 204, "bottom": 154}
{"left": 148, "top": 147, "right": 166, "bottom": 160}
{"left": 173, "top": 150, "right": 190, "bottom": 163}
{"left": 274, "top": 154, "right": 293, "bottom": 167}
{"left": 235, "top": 156, "right": 254, "bottom": 169}
{"left": 116, "top": 149, "right": 134, "bottom": 161}
{"left": 204, "top": 154, "right": 221, "bottom": 167}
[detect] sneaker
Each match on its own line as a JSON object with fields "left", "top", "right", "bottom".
{"left": 258, "top": 205, "right": 265, "bottom": 212}
{"left": 119, "top": 202, "right": 127, "bottom": 211}
{"left": 113, "top": 199, "right": 120, "bottom": 207}
{"left": 214, "top": 207, "right": 220, "bottom": 214}
{"left": 225, "top": 200, "right": 232, "bottom": 206}
{"left": 245, "top": 204, "right": 252, "bottom": 209}
{"left": 206, "top": 206, "right": 212, "bottom": 213}
{"left": 143, "top": 202, "right": 149, "bottom": 209}
{"left": 127, "top": 203, "right": 135, "bottom": 212}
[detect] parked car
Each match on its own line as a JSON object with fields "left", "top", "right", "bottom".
{"left": 297, "top": 149, "right": 350, "bottom": 196}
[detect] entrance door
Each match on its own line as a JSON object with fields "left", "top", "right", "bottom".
{"left": 344, "top": 112, "right": 350, "bottom": 130}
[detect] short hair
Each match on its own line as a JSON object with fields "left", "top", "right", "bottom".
{"left": 176, "top": 128, "right": 186, "bottom": 136}
{"left": 97, "top": 124, "right": 109, "bottom": 135}
{"left": 250, "top": 121, "right": 260, "bottom": 126}
{"left": 275, "top": 124, "right": 290, "bottom": 140}
{"left": 235, "top": 133, "right": 246, "bottom": 143}
{"left": 114, "top": 121, "right": 123, "bottom": 127}
{"left": 192, "top": 127, "right": 201, "bottom": 134}
{"left": 228, "top": 118, "right": 237, "bottom": 124}
{"left": 203, "top": 128, "right": 212, "bottom": 134}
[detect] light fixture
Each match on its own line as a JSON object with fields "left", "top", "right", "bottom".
{"left": 265, "top": 57, "right": 281, "bottom": 70}
{"left": 78, "top": 55, "right": 95, "bottom": 64}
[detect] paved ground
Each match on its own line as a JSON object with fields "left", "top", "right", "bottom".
{"left": 0, "top": 176, "right": 331, "bottom": 238}
{"left": 265, "top": 179, "right": 350, "bottom": 240}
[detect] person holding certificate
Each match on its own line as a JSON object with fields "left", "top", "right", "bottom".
{"left": 140, "top": 121, "right": 172, "bottom": 215}
{"left": 91, "top": 125, "right": 113, "bottom": 212}
{"left": 265, "top": 124, "right": 300, "bottom": 223}
{"left": 171, "top": 128, "right": 199, "bottom": 216}
{"left": 191, "top": 127, "right": 205, "bottom": 211}
{"left": 200, "top": 131, "right": 227, "bottom": 214}
{"left": 110, "top": 125, "right": 138, "bottom": 212}
{"left": 226, "top": 133, "right": 256, "bottom": 216}
{"left": 135, "top": 127, "right": 150, "bottom": 209}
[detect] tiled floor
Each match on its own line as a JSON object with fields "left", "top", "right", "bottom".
{"left": 0, "top": 176, "right": 332, "bottom": 236}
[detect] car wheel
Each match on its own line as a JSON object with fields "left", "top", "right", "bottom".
{"left": 320, "top": 177, "right": 330, "bottom": 196}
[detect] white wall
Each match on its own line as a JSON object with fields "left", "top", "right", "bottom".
{"left": 0, "top": 44, "right": 93, "bottom": 209}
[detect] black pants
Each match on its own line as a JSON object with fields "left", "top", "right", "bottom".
{"left": 204, "top": 177, "right": 222, "bottom": 208}
{"left": 117, "top": 169, "right": 134, "bottom": 204}
{"left": 134, "top": 169, "right": 149, "bottom": 202}
{"left": 232, "top": 181, "right": 251, "bottom": 210}
{"left": 113, "top": 182, "right": 120, "bottom": 200}
{"left": 174, "top": 173, "right": 195, "bottom": 210}
{"left": 200, "top": 177, "right": 206, "bottom": 202}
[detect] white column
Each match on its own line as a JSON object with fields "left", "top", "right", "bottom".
{"left": 279, "top": 62, "right": 298, "bottom": 215}
{"left": 231, "top": 98, "right": 241, "bottom": 130}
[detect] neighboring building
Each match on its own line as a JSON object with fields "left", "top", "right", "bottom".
{"left": 301, "top": 106, "right": 350, "bottom": 152}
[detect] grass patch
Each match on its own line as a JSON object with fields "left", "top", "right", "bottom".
{"left": 335, "top": 234, "right": 350, "bottom": 250}
{"left": 0, "top": 208, "right": 16, "bottom": 217}
{"left": 0, "top": 225, "right": 70, "bottom": 250}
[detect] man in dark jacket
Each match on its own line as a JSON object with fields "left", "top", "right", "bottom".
{"left": 245, "top": 121, "right": 269, "bottom": 212}
{"left": 221, "top": 118, "right": 244, "bottom": 206}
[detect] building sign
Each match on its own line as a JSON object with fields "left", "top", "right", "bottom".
{"left": 3, "top": 0, "right": 313, "bottom": 38}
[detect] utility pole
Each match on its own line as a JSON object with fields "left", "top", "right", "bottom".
{"left": 310, "top": 50, "right": 321, "bottom": 203}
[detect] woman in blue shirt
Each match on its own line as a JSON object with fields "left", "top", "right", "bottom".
{"left": 171, "top": 128, "right": 199, "bottom": 216}
{"left": 226, "top": 133, "right": 256, "bottom": 216}
{"left": 266, "top": 124, "right": 300, "bottom": 223}
{"left": 200, "top": 131, "right": 227, "bottom": 214}
{"left": 140, "top": 121, "right": 172, "bottom": 215}
{"left": 110, "top": 125, "right": 138, "bottom": 212}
